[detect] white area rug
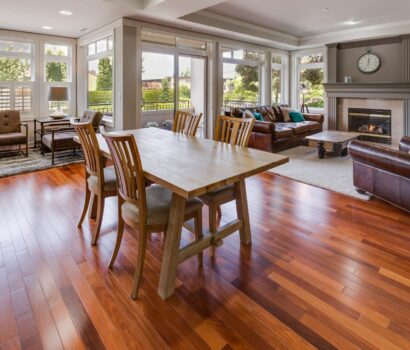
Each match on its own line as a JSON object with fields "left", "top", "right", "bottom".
{"left": 268, "top": 146, "right": 371, "bottom": 200}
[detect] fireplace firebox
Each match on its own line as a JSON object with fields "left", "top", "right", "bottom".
{"left": 348, "top": 108, "right": 392, "bottom": 144}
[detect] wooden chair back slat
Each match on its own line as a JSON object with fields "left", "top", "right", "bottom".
{"left": 71, "top": 119, "right": 103, "bottom": 178}
{"left": 214, "top": 115, "right": 255, "bottom": 147}
{"left": 173, "top": 110, "right": 203, "bottom": 136}
{"left": 102, "top": 132, "right": 147, "bottom": 222}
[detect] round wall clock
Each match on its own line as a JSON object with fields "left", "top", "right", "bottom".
{"left": 357, "top": 49, "right": 381, "bottom": 74}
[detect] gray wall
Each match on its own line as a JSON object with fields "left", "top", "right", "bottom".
{"left": 337, "top": 42, "right": 402, "bottom": 83}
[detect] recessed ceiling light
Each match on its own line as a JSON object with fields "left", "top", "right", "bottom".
{"left": 42, "top": 26, "right": 53, "bottom": 30}
{"left": 59, "top": 10, "right": 72, "bottom": 16}
{"left": 344, "top": 19, "right": 359, "bottom": 25}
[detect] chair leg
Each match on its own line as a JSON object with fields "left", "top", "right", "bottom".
{"left": 108, "top": 197, "right": 125, "bottom": 268}
{"left": 209, "top": 204, "right": 217, "bottom": 262}
{"left": 194, "top": 208, "right": 203, "bottom": 267}
{"left": 78, "top": 186, "right": 91, "bottom": 228}
{"left": 130, "top": 228, "right": 147, "bottom": 299}
{"left": 25, "top": 142, "right": 28, "bottom": 157}
{"left": 92, "top": 195, "right": 105, "bottom": 245}
{"left": 52, "top": 149, "right": 55, "bottom": 165}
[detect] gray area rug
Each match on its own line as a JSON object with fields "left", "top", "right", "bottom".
{"left": 269, "top": 146, "right": 371, "bottom": 200}
{"left": 0, "top": 148, "right": 83, "bottom": 178}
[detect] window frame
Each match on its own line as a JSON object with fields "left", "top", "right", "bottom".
{"left": 271, "top": 52, "right": 288, "bottom": 105}
{"left": 0, "top": 38, "right": 35, "bottom": 114}
{"left": 221, "top": 46, "right": 263, "bottom": 109}
{"left": 84, "top": 35, "right": 114, "bottom": 123}
{"left": 294, "top": 49, "right": 326, "bottom": 113}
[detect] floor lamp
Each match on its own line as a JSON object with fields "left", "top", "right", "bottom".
{"left": 300, "top": 83, "right": 309, "bottom": 113}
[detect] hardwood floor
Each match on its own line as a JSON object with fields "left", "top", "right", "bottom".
{"left": 0, "top": 163, "right": 409, "bottom": 349}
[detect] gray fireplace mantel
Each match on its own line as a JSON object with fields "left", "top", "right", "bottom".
{"left": 324, "top": 83, "right": 410, "bottom": 135}
{"left": 324, "top": 82, "right": 410, "bottom": 99}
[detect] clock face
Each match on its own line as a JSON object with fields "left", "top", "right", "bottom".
{"left": 358, "top": 53, "right": 381, "bottom": 73}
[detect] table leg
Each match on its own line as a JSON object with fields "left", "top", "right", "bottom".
{"left": 317, "top": 142, "right": 325, "bottom": 159}
{"left": 234, "top": 179, "right": 251, "bottom": 245}
{"left": 158, "top": 193, "right": 186, "bottom": 299}
{"left": 34, "top": 120, "right": 37, "bottom": 148}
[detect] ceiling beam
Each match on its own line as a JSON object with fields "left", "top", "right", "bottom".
{"left": 142, "top": 0, "right": 227, "bottom": 18}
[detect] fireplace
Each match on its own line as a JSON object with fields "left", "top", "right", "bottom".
{"left": 348, "top": 108, "right": 392, "bottom": 144}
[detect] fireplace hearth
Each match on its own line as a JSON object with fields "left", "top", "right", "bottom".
{"left": 348, "top": 108, "right": 392, "bottom": 144}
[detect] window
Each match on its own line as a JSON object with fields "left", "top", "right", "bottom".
{"left": 85, "top": 35, "right": 113, "bottom": 117}
{"left": 44, "top": 43, "right": 72, "bottom": 114}
{"left": 0, "top": 39, "right": 34, "bottom": 112}
{"left": 222, "top": 48, "right": 261, "bottom": 108}
{"left": 272, "top": 55, "right": 285, "bottom": 105}
{"left": 296, "top": 52, "right": 324, "bottom": 111}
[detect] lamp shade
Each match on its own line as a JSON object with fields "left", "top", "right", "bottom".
{"left": 48, "top": 87, "right": 69, "bottom": 101}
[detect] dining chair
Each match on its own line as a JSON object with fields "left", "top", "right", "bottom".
{"left": 172, "top": 110, "right": 203, "bottom": 136}
{"left": 102, "top": 131, "right": 204, "bottom": 299}
{"left": 200, "top": 115, "right": 255, "bottom": 259}
{"left": 72, "top": 119, "right": 117, "bottom": 245}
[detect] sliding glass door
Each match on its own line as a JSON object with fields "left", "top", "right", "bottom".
{"left": 141, "top": 51, "right": 206, "bottom": 136}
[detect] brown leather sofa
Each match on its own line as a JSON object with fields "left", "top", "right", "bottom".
{"left": 41, "top": 110, "right": 103, "bottom": 164}
{"left": 228, "top": 105, "right": 324, "bottom": 152}
{"left": 348, "top": 137, "right": 410, "bottom": 212}
{"left": 0, "top": 110, "right": 28, "bottom": 156}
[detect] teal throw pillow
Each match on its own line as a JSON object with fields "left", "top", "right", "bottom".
{"left": 253, "top": 112, "right": 264, "bottom": 121}
{"left": 289, "top": 111, "right": 305, "bottom": 122}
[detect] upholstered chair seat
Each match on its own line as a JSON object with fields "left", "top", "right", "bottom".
{"left": 86, "top": 166, "right": 117, "bottom": 193}
{"left": 121, "top": 185, "right": 203, "bottom": 226}
{"left": 0, "top": 132, "right": 27, "bottom": 146}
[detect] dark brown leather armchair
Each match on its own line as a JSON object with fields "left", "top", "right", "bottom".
{"left": 0, "top": 110, "right": 28, "bottom": 156}
{"left": 41, "top": 110, "right": 103, "bottom": 164}
{"left": 348, "top": 137, "right": 410, "bottom": 212}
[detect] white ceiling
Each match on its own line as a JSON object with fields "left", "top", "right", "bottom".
{"left": 0, "top": 0, "right": 137, "bottom": 38}
{"left": 207, "top": 0, "right": 410, "bottom": 37}
{"left": 1, "top": 0, "right": 410, "bottom": 48}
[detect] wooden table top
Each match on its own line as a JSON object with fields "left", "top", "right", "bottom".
{"left": 75, "top": 128, "right": 288, "bottom": 198}
{"left": 305, "top": 131, "right": 361, "bottom": 143}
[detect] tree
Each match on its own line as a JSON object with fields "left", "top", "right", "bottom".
{"left": 96, "top": 57, "right": 112, "bottom": 91}
{"left": 45, "top": 62, "right": 67, "bottom": 82}
{"left": 160, "top": 78, "right": 171, "bottom": 101}
{"left": 0, "top": 57, "right": 30, "bottom": 81}
{"left": 235, "top": 51, "right": 258, "bottom": 92}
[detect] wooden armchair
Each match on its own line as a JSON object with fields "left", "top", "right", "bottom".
{"left": 0, "top": 110, "right": 28, "bottom": 157}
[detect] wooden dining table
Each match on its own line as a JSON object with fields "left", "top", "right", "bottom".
{"left": 75, "top": 127, "right": 288, "bottom": 299}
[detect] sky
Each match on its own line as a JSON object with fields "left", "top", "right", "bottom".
{"left": 142, "top": 52, "right": 191, "bottom": 80}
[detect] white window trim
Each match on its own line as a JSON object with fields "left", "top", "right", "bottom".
{"left": 221, "top": 46, "right": 265, "bottom": 108}
{"left": 83, "top": 34, "right": 114, "bottom": 124}
{"left": 292, "top": 48, "right": 326, "bottom": 113}
{"left": 271, "top": 52, "right": 289, "bottom": 105}
{"left": 0, "top": 39, "right": 35, "bottom": 114}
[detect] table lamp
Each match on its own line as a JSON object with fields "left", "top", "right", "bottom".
{"left": 48, "top": 87, "right": 69, "bottom": 118}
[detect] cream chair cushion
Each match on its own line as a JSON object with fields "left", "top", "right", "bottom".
{"left": 87, "top": 166, "right": 117, "bottom": 192}
{"left": 121, "top": 185, "right": 202, "bottom": 225}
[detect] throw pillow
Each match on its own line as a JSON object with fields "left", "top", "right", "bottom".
{"left": 289, "top": 111, "right": 305, "bottom": 122}
{"left": 281, "top": 107, "right": 294, "bottom": 122}
{"left": 252, "top": 112, "right": 264, "bottom": 121}
{"left": 242, "top": 110, "right": 254, "bottom": 119}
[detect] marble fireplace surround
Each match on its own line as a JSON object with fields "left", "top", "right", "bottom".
{"left": 324, "top": 82, "right": 410, "bottom": 146}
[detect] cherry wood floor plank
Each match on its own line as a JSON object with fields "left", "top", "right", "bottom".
{"left": 0, "top": 164, "right": 409, "bottom": 349}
